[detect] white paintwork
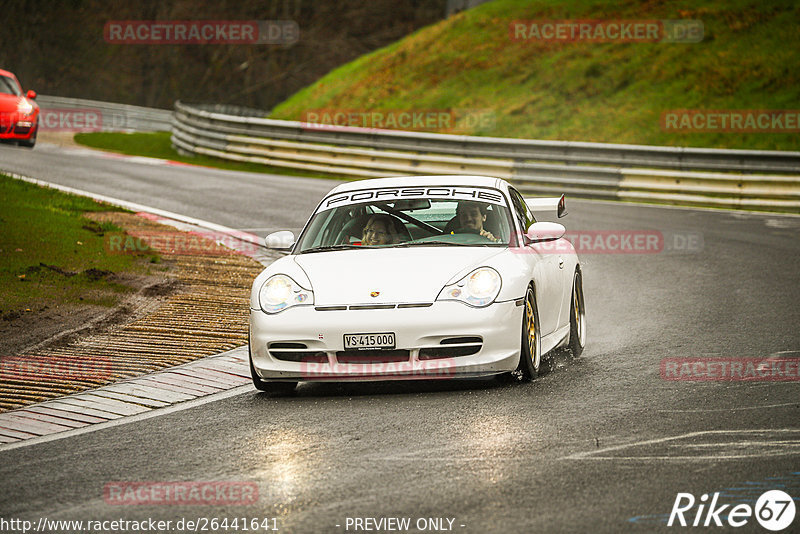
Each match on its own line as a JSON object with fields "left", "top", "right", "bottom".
{"left": 526, "top": 222, "right": 566, "bottom": 241}
{"left": 525, "top": 195, "right": 566, "bottom": 221}
{"left": 265, "top": 230, "right": 295, "bottom": 250}
{"left": 294, "top": 248, "right": 505, "bottom": 306}
{"left": 250, "top": 175, "right": 582, "bottom": 381}
{"left": 328, "top": 174, "right": 503, "bottom": 194}
{"left": 250, "top": 300, "right": 523, "bottom": 380}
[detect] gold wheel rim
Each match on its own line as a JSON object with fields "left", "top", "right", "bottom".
{"left": 573, "top": 276, "right": 585, "bottom": 347}
{"left": 526, "top": 293, "right": 536, "bottom": 365}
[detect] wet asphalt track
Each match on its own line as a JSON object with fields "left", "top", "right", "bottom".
{"left": 1, "top": 141, "right": 799, "bottom": 533}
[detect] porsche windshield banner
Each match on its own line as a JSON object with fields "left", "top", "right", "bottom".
{"left": 319, "top": 187, "right": 507, "bottom": 211}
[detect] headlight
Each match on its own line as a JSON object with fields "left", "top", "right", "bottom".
{"left": 437, "top": 267, "right": 501, "bottom": 307}
{"left": 17, "top": 100, "right": 33, "bottom": 116}
{"left": 258, "top": 274, "right": 313, "bottom": 314}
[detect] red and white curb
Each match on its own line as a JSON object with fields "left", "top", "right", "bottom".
{"left": 0, "top": 346, "right": 253, "bottom": 449}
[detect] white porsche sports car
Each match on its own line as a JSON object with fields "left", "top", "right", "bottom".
{"left": 249, "top": 175, "right": 586, "bottom": 394}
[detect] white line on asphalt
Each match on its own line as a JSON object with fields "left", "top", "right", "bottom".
{"left": 658, "top": 401, "right": 799, "bottom": 412}
{"left": 1, "top": 171, "right": 278, "bottom": 263}
{"left": 562, "top": 429, "right": 800, "bottom": 461}
{"left": 0, "top": 385, "right": 253, "bottom": 452}
{"left": 0, "top": 346, "right": 255, "bottom": 452}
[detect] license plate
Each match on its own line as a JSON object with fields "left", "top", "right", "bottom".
{"left": 343, "top": 332, "right": 396, "bottom": 350}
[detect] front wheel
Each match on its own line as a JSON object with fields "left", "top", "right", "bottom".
{"left": 568, "top": 269, "right": 586, "bottom": 358}
{"left": 19, "top": 120, "right": 37, "bottom": 148}
{"left": 515, "top": 285, "right": 541, "bottom": 381}
{"left": 249, "top": 342, "right": 297, "bottom": 396}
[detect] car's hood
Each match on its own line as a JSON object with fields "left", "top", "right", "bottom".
{"left": 293, "top": 247, "right": 504, "bottom": 306}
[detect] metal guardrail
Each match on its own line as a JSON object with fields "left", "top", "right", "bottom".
{"left": 172, "top": 101, "right": 800, "bottom": 212}
{"left": 37, "top": 95, "right": 172, "bottom": 132}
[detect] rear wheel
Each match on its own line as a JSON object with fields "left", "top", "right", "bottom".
{"left": 515, "top": 285, "right": 541, "bottom": 381}
{"left": 249, "top": 341, "right": 297, "bottom": 396}
{"left": 568, "top": 269, "right": 586, "bottom": 358}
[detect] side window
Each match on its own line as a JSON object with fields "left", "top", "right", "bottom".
{"left": 508, "top": 188, "right": 535, "bottom": 233}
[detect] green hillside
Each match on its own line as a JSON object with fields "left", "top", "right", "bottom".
{"left": 270, "top": 0, "right": 800, "bottom": 151}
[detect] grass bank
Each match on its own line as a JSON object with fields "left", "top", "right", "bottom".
{"left": 0, "top": 173, "right": 159, "bottom": 320}
{"left": 271, "top": 0, "right": 800, "bottom": 151}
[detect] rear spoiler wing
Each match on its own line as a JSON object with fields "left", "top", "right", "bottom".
{"left": 525, "top": 194, "right": 567, "bottom": 221}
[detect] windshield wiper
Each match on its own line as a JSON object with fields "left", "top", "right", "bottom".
{"left": 299, "top": 244, "right": 362, "bottom": 253}
{"left": 394, "top": 241, "right": 475, "bottom": 247}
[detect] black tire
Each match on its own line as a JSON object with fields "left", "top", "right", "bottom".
{"left": 568, "top": 269, "right": 586, "bottom": 358}
{"left": 19, "top": 120, "right": 37, "bottom": 149}
{"left": 515, "top": 285, "right": 541, "bottom": 381}
{"left": 249, "top": 342, "right": 297, "bottom": 396}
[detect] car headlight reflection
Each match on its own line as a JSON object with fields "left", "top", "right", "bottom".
{"left": 438, "top": 267, "right": 501, "bottom": 307}
{"left": 259, "top": 274, "right": 313, "bottom": 314}
{"left": 17, "top": 100, "right": 34, "bottom": 116}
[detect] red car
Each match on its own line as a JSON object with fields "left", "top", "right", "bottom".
{"left": 0, "top": 69, "right": 39, "bottom": 148}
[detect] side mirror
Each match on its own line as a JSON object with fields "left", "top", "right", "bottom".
{"left": 525, "top": 194, "right": 567, "bottom": 222}
{"left": 525, "top": 222, "right": 566, "bottom": 242}
{"left": 264, "top": 230, "right": 295, "bottom": 250}
{"left": 26, "top": 90, "right": 37, "bottom": 100}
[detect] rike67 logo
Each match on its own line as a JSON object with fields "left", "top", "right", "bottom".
{"left": 668, "top": 490, "right": 795, "bottom": 531}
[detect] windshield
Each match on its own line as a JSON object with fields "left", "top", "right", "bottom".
{"left": 297, "top": 186, "right": 517, "bottom": 253}
{"left": 0, "top": 75, "right": 21, "bottom": 96}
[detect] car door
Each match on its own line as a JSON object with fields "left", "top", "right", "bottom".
{"left": 508, "top": 187, "right": 563, "bottom": 336}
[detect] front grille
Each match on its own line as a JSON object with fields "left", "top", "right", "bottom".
{"left": 13, "top": 125, "right": 31, "bottom": 134}
{"left": 441, "top": 336, "right": 482, "bottom": 345}
{"left": 336, "top": 349, "right": 410, "bottom": 363}
{"left": 315, "top": 303, "right": 432, "bottom": 311}
{"left": 419, "top": 336, "right": 482, "bottom": 360}
{"left": 268, "top": 342, "right": 327, "bottom": 363}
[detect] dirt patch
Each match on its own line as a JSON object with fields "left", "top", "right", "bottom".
{"left": 140, "top": 278, "right": 182, "bottom": 297}
{"left": 0, "top": 273, "right": 181, "bottom": 357}
{"left": 36, "top": 131, "right": 84, "bottom": 149}
{"left": 3, "top": 304, "right": 112, "bottom": 355}
{"left": 0, "top": 212, "right": 265, "bottom": 412}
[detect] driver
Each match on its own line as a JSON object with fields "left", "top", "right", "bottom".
{"left": 455, "top": 202, "right": 500, "bottom": 242}
{"left": 361, "top": 214, "right": 400, "bottom": 246}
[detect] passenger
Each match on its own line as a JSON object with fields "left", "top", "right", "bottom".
{"left": 455, "top": 202, "right": 500, "bottom": 242}
{"left": 361, "top": 214, "right": 400, "bottom": 246}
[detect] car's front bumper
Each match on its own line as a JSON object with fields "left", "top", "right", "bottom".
{"left": 249, "top": 300, "right": 523, "bottom": 382}
{"left": 0, "top": 114, "right": 36, "bottom": 139}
